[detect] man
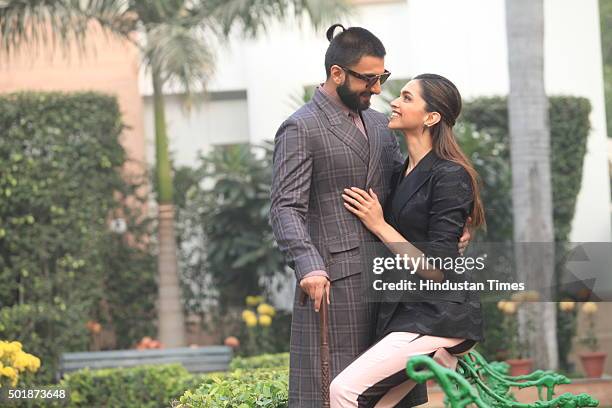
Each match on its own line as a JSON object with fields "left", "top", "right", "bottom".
{"left": 270, "top": 24, "right": 468, "bottom": 407}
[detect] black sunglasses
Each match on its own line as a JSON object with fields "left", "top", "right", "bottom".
{"left": 340, "top": 66, "right": 391, "bottom": 88}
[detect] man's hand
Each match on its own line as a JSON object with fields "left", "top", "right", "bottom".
{"left": 299, "top": 275, "right": 331, "bottom": 312}
{"left": 458, "top": 217, "right": 472, "bottom": 256}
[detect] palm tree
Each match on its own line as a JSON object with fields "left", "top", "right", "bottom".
{"left": 0, "top": 0, "right": 349, "bottom": 347}
{"left": 505, "top": 0, "right": 558, "bottom": 369}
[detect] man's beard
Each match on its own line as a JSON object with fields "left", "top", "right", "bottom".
{"left": 337, "top": 79, "right": 371, "bottom": 111}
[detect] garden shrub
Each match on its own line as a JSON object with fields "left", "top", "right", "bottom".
{"left": 6, "top": 353, "right": 289, "bottom": 407}
{"left": 8, "top": 364, "right": 200, "bottom": 408}
{"left": 229, "top": 353, "right": 289, "bottom": 371}
{"left": 173, "top": 354, "right": 290, "bottom": 407}
{"left": 460, "top": 96, "right": 591, "bottom": 365}
{"left": 175, "top": 144, "right": 291, "bottom": 355}
{"left": 0, "top": 92, "right": 156, "bottom": 382}
{"left": 174, "top": 367, "right": 289, "bottom": 408}
{"left": 461, "top": 96, "right": 591, "bottom": 244}
{"left": 60, "top": 364, "right": 198, "bottom": 408}
{"left": 178, "top": 142, "right": 286, "bottom": 313}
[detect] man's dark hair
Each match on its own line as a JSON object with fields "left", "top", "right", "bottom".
{"left": 324, "top": 24, "right": 386, "bottom": 78}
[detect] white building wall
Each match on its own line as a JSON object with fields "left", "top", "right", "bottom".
{"left": 143, "top": 93, "right": 250, "bottom": 168}
{"left": 142, "top": 0, "right": 610, "bottom": 241}
{"left": 544, "top": 0, "right": 610, "bottom": 242}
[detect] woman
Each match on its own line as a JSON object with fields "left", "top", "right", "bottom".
{"left": 329, "top": 73, "right": 485, "bottom": 407}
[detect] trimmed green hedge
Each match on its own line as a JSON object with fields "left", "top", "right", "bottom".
{"left": 62, "top": 364, "right": 200, "bottom": 408}
{"left": 8, "top": 364, "right": 202, "bottom": 408}
{"left": 8, "top": 354, "right": 291, "bottom": 407}
{"left": 0, "top": 92, "right": 156, "bottom": 382}
{"left": 229, "top": 352, "right": 289, "bottom": 371}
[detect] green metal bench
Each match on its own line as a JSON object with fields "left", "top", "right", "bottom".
{"left": 406, "top": 350, "right": 600, "bottom": 408}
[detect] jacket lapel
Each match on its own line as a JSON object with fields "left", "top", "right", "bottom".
{"left": 362, "top": 110, "right": 384, "bottom": 188}
{"left": 313, "top": 89, "right": 369, "bottom": 164}
{"left": 394, "top": 150, "right": 439, "bottom": 214}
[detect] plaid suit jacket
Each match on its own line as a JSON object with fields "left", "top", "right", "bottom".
{"left": 270, "top": 88, "right": 404, "bottom": 281}
{"left": 270, "top": 88, "right": 428, "bottom": 407}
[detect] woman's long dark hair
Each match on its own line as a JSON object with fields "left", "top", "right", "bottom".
{"left": 414, "top": 73, "right": 486, "bottom": 230}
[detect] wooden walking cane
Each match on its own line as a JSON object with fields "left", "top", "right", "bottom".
{"left": 299, "top": 288, "right": 331, "bottom": 407}
{"left": 320, "top": 288, "right": 330, "bottom": 408}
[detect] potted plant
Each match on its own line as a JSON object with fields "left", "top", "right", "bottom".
{"left": 577, "top": 302, "right": 607, "bottom": 378}
{"left": 498, "top": 299, "right": 533, "bottom": 376}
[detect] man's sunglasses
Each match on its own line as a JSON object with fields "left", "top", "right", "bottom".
{"left": 340, "top": 66, "right": 391, "bottom": 88}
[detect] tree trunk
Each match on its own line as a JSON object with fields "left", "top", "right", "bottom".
{"left": 153, "top": 70, "right": 185, "bottom": 347}
{"left": 505, "top": 0, "right": 558, "bottom": 370}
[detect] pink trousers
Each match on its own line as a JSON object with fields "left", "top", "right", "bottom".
{"left": 329, "top": 332, "right": 471, "bottom": 408}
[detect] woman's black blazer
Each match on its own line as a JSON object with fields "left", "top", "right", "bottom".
{"left": 375, "top": 150, "right": 484, "bottom": 342}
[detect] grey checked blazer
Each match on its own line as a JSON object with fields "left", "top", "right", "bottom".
{"left": 270, "top": 88, "right": 428, "bottom": 407}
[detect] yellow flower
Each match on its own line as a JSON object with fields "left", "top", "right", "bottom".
{"left": 497, "top": 301, "right": 507, "bottom": 311}
{"left": 0, "top": 341, "right": 40, "bottom": 385}
{"left": 28, "top": 355, "right": 41, "bottom": 372}
{"left": 11, "top": 352, "right": 40, "bottom": 373}
{"left": 582, "top": 302, "right": 598, "bottom": 315}
{"left": 559, "top": 300, "right": 575, "bottom": 312}
{"left": 0, "top": 341, "right": 23, "bottom": 368}
{"left": 242, "top": 309, "right": 257, "bottom": 323}
{"left": 245, "top": 315, "right": 258, "bottom": 327}
{"left": 258, "top": 315, "right": 272, "bottom": 327}
{"left": 502, "top": 302, "right": 517, "bottom": 315}
{"left": 9, "top": 341, "right": 22, "bottom": 353}
{"left": 12, "top": 352, "right": 28, "bottom": 371}
{"left": 257, "top": 303, "right": 276, "bottom": 317}
{"left": 246, "top": 296, "right": 264, "bottom": 307}
{"left": 0, "top": 366, "right": 18, "bottom": 387}
{"left": 1, "top": 366, "right": 17, "bottom": 384}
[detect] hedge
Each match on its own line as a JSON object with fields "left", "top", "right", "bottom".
{"left": 228, "top": 353, "right": 289, "bottom": 371}
{"left": 460, "top": 96, "right": 591, "bottom": 367}
{"left": 7, "top": 354, "right": 291, "bottom": 408}
{"left": 460, "top": 95, "right": 591, "bottom": 243}
{"left": 6, "top": 364, "right": 202, "bottom": 408}
{"left": 0, "top": 92, "right": 156, "bottom": 382}
{"left": 62, "top": 364, "right": 201, "bottom": 408}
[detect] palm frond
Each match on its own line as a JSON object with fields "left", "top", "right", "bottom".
{"left": 207, "top": 0, "right": 351, "bottom": 37}
{"left": 0, "top": 0, "right": 135, "bottom": 57}
{"left": 83, "top": 0, "right": 137, "bottom": 38}
{"left": 143, "top": 21, "right": 214, "bottom": 104}
{"left": 0, "top": 0, "right": 81, "bottom": 55}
